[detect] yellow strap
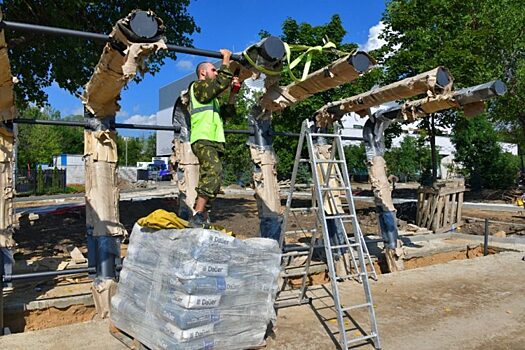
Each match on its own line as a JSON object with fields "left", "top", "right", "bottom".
{"left": 242, "top": 40, "right": 351, "bottom": 82}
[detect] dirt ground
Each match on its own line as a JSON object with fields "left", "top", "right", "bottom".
{"left": 6, "top": 183, "right": 525, "bottom": 335}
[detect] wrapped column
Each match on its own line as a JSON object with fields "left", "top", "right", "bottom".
{"left": 362, "top": 112, "right": 404, "bottom": 272}
{"left": 81, "top": 10, "right": 167, "bottom": 317}
{"left": 248, "top": 107, "right": 282, "bottom": 241}
{"left": 171, "top": 95, "right": 199, "bottom": 220}
{"left": 0, "top": 9, "right": 16, "bottom": 334}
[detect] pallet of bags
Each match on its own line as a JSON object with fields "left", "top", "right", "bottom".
{"left": 111, "top": 224, "right": 282, "bottom": 350}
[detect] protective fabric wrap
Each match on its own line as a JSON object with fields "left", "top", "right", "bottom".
{"left": 0, "top": 127, "right": 14, "bottom": 249}
{"left": 84, "top": 148, "right": 126, "bottom": 237}
{"left": 249, "top": 146, "right": 282, "bottom": 241}
{"left": 0, "top": 19, "right": 16, "bottom": 253}
{"left": 314, "top": 144, "right": 344, "bottom": 215}
{"left": 316, "top": 66, "right": 453, "bottom": 124}
{"left": 0, "top": 17, "right": 16, "bottom": 123}
{"left": 260, "top": 52, "right": 375, "bottom": 112}
{"left": 81, "top": 12, "right": 167, "bottom": 117}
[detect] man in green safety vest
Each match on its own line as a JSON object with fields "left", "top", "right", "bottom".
{"left": 188, "top": 49, "right": 240, "bottom": 227}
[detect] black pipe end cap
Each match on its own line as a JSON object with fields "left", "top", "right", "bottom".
{"left": 259, "top": 36, "right": 285, "bottom": 62}
{"left": 129, "top": 10, "right": 160, "bottom": 39}
{"left": 436, "top": 67, "right": 451, "bottom": 88}
{"left": 492, "top": 79, "right": 507, "bottom": 96}
{"left": 349, "top": 52, "right": 373, "bottom": 73}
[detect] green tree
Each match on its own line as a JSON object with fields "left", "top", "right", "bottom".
{"left": 450, "top": 114, "right": 519, "bottom": 189}
{"left": 259, "top": 15, "right": 383, "bottom": 180}
{"left": 384, "top": 136, "right": 433, "bottom": 183}
{"left": 2, "top": 1, "right": 199, "bottom": 105}
{"left": 16, "top": 107, "right": 63, "bottom": 170}
{"left": 380, "top": 0, "right": 525, "bottom": 149}
{"left": 344, "top": 143, "right": 367, "bottom": 176}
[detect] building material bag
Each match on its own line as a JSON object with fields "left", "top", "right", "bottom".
{"left": 111, "top": 224, "right": 281, "bottom": 350}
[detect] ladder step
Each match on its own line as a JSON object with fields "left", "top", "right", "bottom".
{"left": 326, "top": 214, "right": 355, "bottom": 220}
{"left": 330, "top": 243, "right": 359, "bottom": 250}
{"left": 310, "top": 132, "right": 341, "bottom": 138}
{"left": 336, "top": 272, "right": 368, "bottom": 280}
{"left": 340, "top": 303, "right": 371, "bottom": 312}
{"left": 289, "top": 207, "right": 317, "bottom": 212}
{"left": 314, "top": 159, "right": 345, "bottom": 164}
{"left": 320, "top": 186, "right": 349, "bottom": 191}
{"left": 345, "top": 333, "right": 378, "bottom": 345}
{"left": 299, "top": 158, "right": 310, "bottom": 163}
{"left": 284, "top": 229, "right": 317, "bottom": 235}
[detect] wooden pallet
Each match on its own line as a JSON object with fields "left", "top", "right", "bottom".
{"left": 109, "top": 322, "right": 150, "bottom": 350}
{"left": 416, "top": 179, "right": 465, "bottom": 233}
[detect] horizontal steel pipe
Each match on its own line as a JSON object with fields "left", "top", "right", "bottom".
{"left": 12, "top": 118, "right": 363, "bottom": 140}
{"left": 401, "top": 79, "right": 507, "bottom": 120}
{"left": 452, "top": 79, "right": 507, "bottom": 106}
{"left": 2, "top": 267, "right": 96, "bottom": 282}
{"left": 0, "top": 20, "right": 242, "bottom": 61}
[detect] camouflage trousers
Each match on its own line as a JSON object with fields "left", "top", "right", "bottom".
{"left": 191, "top": 140, "right": 224, "bottom": 200}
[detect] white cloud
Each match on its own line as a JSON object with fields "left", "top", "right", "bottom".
{"left": 123, "top": 113, "right": 157, "bottom": 125}
{"left": 360, "top": 21, "right": 387, "bottom": 52}
{"left": 175, "top": 59, "right": 194, "bottom": 71}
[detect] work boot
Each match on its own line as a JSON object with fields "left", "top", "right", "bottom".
{"left": 189, "top": 211, "right": 210, "bottom": 228}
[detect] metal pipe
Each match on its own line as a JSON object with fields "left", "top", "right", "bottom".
{"left": 2, "top": 267, "right": 96, "bottom": 283}
{"left": 12, "top": 118, "right": 364, "bottom": 140}
{"left": 484, "top": 218, "right": 489, "bottom": 256}
{"left": 0, "top": 20, "right": 243, "bottom": 62}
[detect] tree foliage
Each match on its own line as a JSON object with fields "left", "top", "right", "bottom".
{"left": 450, "top": 114, "right": 520, "bottom": 189}
{"left": 1, "top": 0, "right": 199, "bottom": 105}
{"left": 384, "top": 136, "right": 433, "bottom": 183}
{"left": 258, "top": 16, "right": 382, "bottom": 180}
{"left": 380, "top": 0, "right": 525, "bottom": 147}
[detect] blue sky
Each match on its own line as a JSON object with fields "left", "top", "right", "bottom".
{"left": 45, "top": 0, "right": 387, "bottom": 137}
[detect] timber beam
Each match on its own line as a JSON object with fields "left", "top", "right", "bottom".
{"left": 314, "top": 66, "right": 454, "bottom": 125}
{"left": 259, "top": 51, "right": 375, "bottom": 112}
{"left": 0, "top": 8, "right": 16, "bottom": 336}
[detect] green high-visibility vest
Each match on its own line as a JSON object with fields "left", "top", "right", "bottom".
{"left": 189, "top": 83, "right": 225, "bottom": 144}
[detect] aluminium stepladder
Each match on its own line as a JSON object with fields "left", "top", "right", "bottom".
{"left": 277, "top": 119, "right": 381, "bottom": 349}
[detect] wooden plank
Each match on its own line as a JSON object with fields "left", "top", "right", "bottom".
{"left": 416, "top": 192, "right": 423, "bottom": 224}
{"left": 420, "top": 195, "right": 432, "bottom": 227}
{"left": 457, "top": 191, "right": 464, "bottom": 224}
{"left": 417, "top": 194, "right": 428, "bottom": 227}
{"left": 443, "top": 194, "right": 451, "bottom": 227}
{"left": 109, "top": 323, "right": 150, "bottom": 350}
{"left": 425, "top": 195, "right": 438, "bottom": 229}
{"left": 432, "top": 196, "right": 445, "bottom": 232}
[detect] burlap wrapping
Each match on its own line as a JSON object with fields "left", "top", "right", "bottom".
{"left": 367, "top": 156, "right": 395, "bottom": 211}
{"left": 172, "top": 139, "right": 199, "bottom": 210}
{"left": 316, "top": 66, "right": 454, "bottom": 123}
{"left": 0, "top": 124, "right": 14, "bottom": 248}
{"left": 84, "top": 130, "right": 118, "bottom": 163}
{"left": 315, "top": 144, "right": 344, "bottom": 215}
{"left": 260, "top": 52, "right": 375, "bottom": 112}
{"left": 81, "top": 21, "right": 167, "bottom": 117}
{"left": 0, "top": 23, "right": 16, "bottom": 122}
{"left": 401, "top": 93, "right": 460, "bottom": 121}
{"left": 250, "top": 146, "right": 281, "bottom": 217}
{"left": 91, "top": 279, "right": 118, "bottom": 319}
{"left": 84, "top": 149, "right": 126, "bottom": 237}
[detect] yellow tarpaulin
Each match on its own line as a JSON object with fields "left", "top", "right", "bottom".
{"left": 137, "top": 209, "right": 235, "bottom": 236}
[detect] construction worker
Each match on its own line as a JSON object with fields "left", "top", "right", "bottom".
{"left": 188, "top": 49, "right": 240, "bottom": 227}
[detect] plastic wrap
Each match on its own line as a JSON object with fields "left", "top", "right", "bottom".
{"left": 111, "top": 224, "right": 281, "bottom": 350}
